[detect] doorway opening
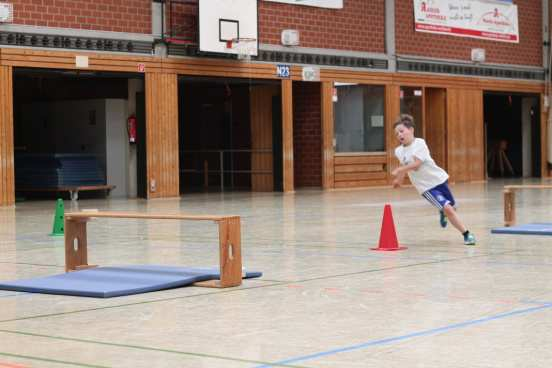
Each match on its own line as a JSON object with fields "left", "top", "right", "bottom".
{"left": 484, "top": 93, "right": 541, "bottom": 178}
{"left": 178, "top": 77, "right": 282, "bottom": 192}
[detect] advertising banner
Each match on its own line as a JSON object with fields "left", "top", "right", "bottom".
{"left": 414, "top": 0, "right": 519, "bottom": 43}
{"left": 264, "top": 0, "right": 343, "bottom": 9}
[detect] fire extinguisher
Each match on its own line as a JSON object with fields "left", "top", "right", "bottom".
{"left": 127, "top": 115, "right": 137, "bottom": 144}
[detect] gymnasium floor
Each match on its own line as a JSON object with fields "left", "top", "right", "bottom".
{"left": 1, "top": 179, "right": 552, "bottom": 367}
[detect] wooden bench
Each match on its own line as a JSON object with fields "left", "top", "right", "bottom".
{"left": 64, "top": 211, "right": 242, "bottom": 288}
{"left": 503, "top": 185, "right": 552, "bottom": 226}
{"left": 18, "top": 184, "right": 116, "bottom": 201}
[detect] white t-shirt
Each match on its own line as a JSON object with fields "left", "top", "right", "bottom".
{"left": 394, "top": 138, "right": 449, "bottom": 193}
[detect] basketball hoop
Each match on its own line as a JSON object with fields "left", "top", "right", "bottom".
{"left": 0, "top": 3, "right": 13, "bottom": 23}
{"left": 225, "top": 37, "right": 257, "bottom": 61}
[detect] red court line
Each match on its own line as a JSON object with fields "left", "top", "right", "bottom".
{"left": 0, "top": 363, "right": 29, "bottom": 368}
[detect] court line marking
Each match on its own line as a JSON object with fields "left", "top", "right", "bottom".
{"left": 0, "top": 249, "right": 518, "bottom": 325}
{"left": 253, "top": 302, "right": 552, "bottom": 367}
{"left": 0, "top": 330, "right": 310, "bottom": 368}
{"left": 0, "top": 351, "right": 108, "bottom": 368}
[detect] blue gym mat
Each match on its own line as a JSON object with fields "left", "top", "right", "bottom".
{"left": 491, "top": 223, "right": 552, "bottom": 236}
{"left": 0, "top": 265, "right": 262, "bottom": 298}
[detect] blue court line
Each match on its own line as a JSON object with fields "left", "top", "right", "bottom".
{"left": 253, "top": 302, "right": 552, "bottom": 368}
{"left": 520, "top": 300, "right": 552, "bottom": 305}
{"left": 486, "top": 261, "right": 552, "bottom": 267}
{"left": 0, "top": 292, "right": 28, "bottom": 298}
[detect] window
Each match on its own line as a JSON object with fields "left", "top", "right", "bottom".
{"left": 333, "top": 84, "right": 385, "bottom": 153}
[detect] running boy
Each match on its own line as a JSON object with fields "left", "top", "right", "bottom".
{"left": 391, "top": 114, "right": 476, "bottom": 245}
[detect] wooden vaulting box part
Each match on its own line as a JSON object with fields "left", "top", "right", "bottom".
{"left": 503, "top": 185, "right": 552, "bottom": 227}
{"left": 64, "top": 211, "right": 243, "bottom": 288}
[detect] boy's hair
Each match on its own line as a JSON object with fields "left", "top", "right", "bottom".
{"left": 393, "top": 114, "right": 416, "bottom": 129}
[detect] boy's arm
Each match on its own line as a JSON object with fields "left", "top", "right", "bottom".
{"left": 392, "top": 169, "right": 407, "bottom": 187}
{"left": 391, "top": 157, "right": 423, "bottom": 187}
{"left": 393, "top": 157, "right": 423, "bottom": 175}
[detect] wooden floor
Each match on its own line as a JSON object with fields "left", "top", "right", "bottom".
{"left": 0, "top": 178, "right": 552, "bottom": 367}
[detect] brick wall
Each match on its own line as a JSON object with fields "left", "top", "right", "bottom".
{"left": 396, "top": 0, "right": 542, "bottom": 66}
{"left": 165, "top": 1, "right": 197, "bottom": 42}
{"left": 293, "top": 82, "right": 321, "bottom": 187}
{"left": 10, "top": 0, "right": 151, "bottom": 34}
{"left": 259, "top": 0, "right": 385, "bottom": 52}
{"left": 163, "top": 0, "right": 385, "bottom": 53}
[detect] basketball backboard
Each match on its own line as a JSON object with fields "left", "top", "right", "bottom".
{"left": 198, "top": 0, "right": 258, "bottom": 57}
{"left": 0, "top": 2, "right": 13, "bottom": 23}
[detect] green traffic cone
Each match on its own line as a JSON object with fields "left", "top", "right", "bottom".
{"left": 50, "top": 198, "right": 65, "bottom": 237}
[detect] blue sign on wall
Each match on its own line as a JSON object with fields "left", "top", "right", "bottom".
{"left": 276, "top": 64, "right": 290, "bottom": 78}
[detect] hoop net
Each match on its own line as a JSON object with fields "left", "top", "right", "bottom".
{"left": 226, "top": 38, "right": 257, "bottom": 61}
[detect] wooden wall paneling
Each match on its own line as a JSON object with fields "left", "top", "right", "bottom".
{"left": 335, "top": 171, "right": 388, "bottom": 181}
{"left": 1, "top": 48, "right": 163, "bottom": 74}
{"left": 282, "top": 79, "right": 294, "bottom": 192}
{"left": 321, "top": 81, "right": 334, "bottom": 189}
{"left": 0, "top": 65, "right": 14, "bottom": 206}
{"left": 0, "top": 47, "right": 543, "bottom": 95}
{"left": 446, "top": 88, "right": 458, "bottom": 181}
{"left": 0, "top": 47, "right": 545, "bottom": 202}
{"left": 425, "top": 88, "right": 447, "bottom": 170}
{"left": 446, "top": 88, "right": 484, "bottom": 182}
{"left": 162, "top": 58, "right": 302, "bottom": 81}
{"left": 469, "top": 90, "right": 485, "bottom": 181}
{"left": 541, "top": 93, "right": 549, "bottom": 177}
{"left": 386, "top": 85, "right": 401, "bottom": 184}
{"left": 333, "top": 154, "right": 388, "bottom": 187}
{"left": 320, "top": 70, "right": 392, "bottom": 86}
{"left": 446, "top": 88, "right": 462, "bottom": 182}
{"left": 169, "top": 73, "right": 178, "bottom": 195}
{"left": 334, "top": 155, "right": 387, "bottom": 165}
{"left": 421, "top": 87, "right": 427, "bottom": 138}
{"left": 334, "top": 179, "right": 389, "bottom": 188}
{"left": 250, "top": 86, "right": 275, "bottom": 191}
{"left": 145, "top": 73, "right": 179, "bottom": 199}
{"left": 392, "top": 72, "right": 543, "bottom": 94}
{"left": 335, "top": 164, "right": 384, "bottom": 173}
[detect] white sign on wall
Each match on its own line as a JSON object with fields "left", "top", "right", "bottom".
{"left": 75, "top": 55, "right": 89, "bottom": 68}
{"left": 0, "top": 2, "right": 13, "bottom": 22}
{"left": 264, "top": 0, "right": 343, "bottom": 9}
{"left": 413, "top": 0, "right": 519, "bottom": 43}
{"left": 302, "top": 66, "right": 320, "bottom": 81}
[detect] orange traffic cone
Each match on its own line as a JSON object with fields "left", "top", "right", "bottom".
{"left": 371, "top": 204, "right": 407, "bottom": 251}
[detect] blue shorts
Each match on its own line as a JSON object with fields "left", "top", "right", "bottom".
{"left": 422, "top": 181, "right": 456, "bottom": 210}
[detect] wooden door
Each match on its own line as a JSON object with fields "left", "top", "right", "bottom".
{"left": 446, "top": 88, "right": 484, "bottom": 182}
{"left": 250, "top": 85, "right": 278, "bottom": 191}
{"left": 425, "top": 88, "right": 447, "bottom": 170}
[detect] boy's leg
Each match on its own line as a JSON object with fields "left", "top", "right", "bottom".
{"left": 423, "top": 183, "right": 476, "bottom": 245}
{"left": 422, "top": 182, "right": 475, "bottom": 245}
{"left": 442, "top": 204, "right": 467, "bottom": 233}
{"left": 437, "top": 182, "right": 468, "bottom": 234}
{"left": 439, "top": 210, "right": 448, "bottom": 228}
{"left": 422, "top": 187, "right": 451, "bottom": 228}
{"left": 443, "top": 204, "right": 476, "bottom": 245}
